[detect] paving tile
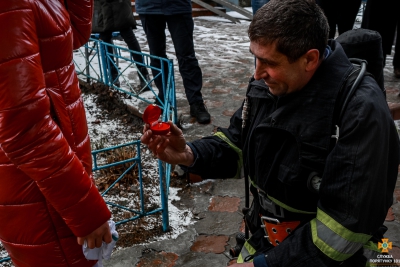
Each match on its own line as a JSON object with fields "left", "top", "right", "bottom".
{"left": 386, "top": 207, "right": 395, "bottom": 222}
{"left": 173, "top": 251, "right": 229, "bottom": 266}
{"left": 238, "top": 83, "right": 248, "bottom": 89}
{"left": 384, "top": 221, "right": 400, "bottom": 247}
{"left": 195, "top": 211, "right": 243, "bottom": 235}
{"left": 136, "top": 251, "right": 179, "bottom": 267}
{"left": 239, "top": 221, "right": 246, "bottom": 233}
{"left": 232, "top": 95, "right": 246, "bottom": 101}
{"left": 189, "top": 173, "right": 203, "bottom": 184}
{"left": 223, "top": 109, "right": 236, "bottom": 117}
{"left": 197, "top": 180, "right": 214, "bottom": 194}
{"left": 208, "top": 196, "right": 241, "bottom": 212}
{"left": 388, "top": 102, "right": 400, "bottom": 120}
{"left": 395, "top": 188, "right": 400, "bottom": 202}
{"left": 389, "top": 246, "right": 400, "bottom": 266}
{"left": 206, "top": 100, "right": 224, "bottom": 108}
{"left": 386, "top": 87, "right": 399, "bottom": 95}
{"left": 212, "top": 178, "right": 247, "bottom": 198}
{"left": 190, "top": 235, "right": 229, "bottom": 254}
{"left": 228, "top": 259, "right": 238, "bottom": 265}
{"left": 212, "top": 88, "right": 232, "bottom": 94}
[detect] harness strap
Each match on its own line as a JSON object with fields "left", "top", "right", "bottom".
{"left": 260, "top": 215, "right": 300, "bottom": 246}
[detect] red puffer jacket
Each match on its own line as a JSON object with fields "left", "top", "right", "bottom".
{"left": 0, "top": 0, "right": 111, "bottom": 266}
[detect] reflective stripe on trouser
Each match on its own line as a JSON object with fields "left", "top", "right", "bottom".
{"left": 237, "top": 240, "right": 257, "bottom": 263}
{"left": 311, "top": 208, "right": 372, "bottom": 261}
{"left": 214, "top": 132, "right": 243, "bottom": 178}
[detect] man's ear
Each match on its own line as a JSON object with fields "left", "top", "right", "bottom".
{"left": 304, "top": 49, "right": 320, "bottom": 72}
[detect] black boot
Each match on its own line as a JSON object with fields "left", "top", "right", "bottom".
{"left": 190, "top": 101, "right": 211, "bottom": 124}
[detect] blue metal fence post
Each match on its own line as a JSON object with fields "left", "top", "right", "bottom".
{"left": 158, "top": 159, "right": 170, "bottom": 231}
{"left": 84, "top": 45, "right": 90, "bottom": 83}
{"left": 99, "top": 41, "right": 109, "bottom": 85}
{"left": 137, "top": 142, "right": 145, "bottom": 214}
{"left": 0, "top": 257, "right": 10, "bottom": 263}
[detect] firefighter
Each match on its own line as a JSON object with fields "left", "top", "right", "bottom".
{"left": 141, "top": 0, "right": 400, "bottom": 266}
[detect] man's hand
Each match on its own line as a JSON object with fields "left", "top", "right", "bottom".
{"left": 77, "top": 221, "right": 112, "bottom": 249}
{"left": 141, "top": 121, "right": 194, "bottom": 166}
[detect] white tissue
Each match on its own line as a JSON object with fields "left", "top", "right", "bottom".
{"left": 83, "top": 220, "right": 118, "bottom": 266}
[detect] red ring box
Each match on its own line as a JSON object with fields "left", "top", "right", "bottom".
{"left": 143, "top": 104, "right": 170, "bottom": 135}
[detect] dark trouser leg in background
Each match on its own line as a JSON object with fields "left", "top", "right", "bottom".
{"left": 251, "top": 0, "right": 270, "bottom": 15}
{"left": 394, "top": 22, "right": 400, "bottom": 78}
{"left": 140, "top": 14, "right": 210, "bottom": 123}
{"left": 119, "top": 27, "right": 150, "bottom": 86}
{"left": 139, "top": 15, "right": 169, "bottom": 102}
{"left": 393, "top": 22, "right": 400, "bottom": 68}
{"left": 166, "top": 14, "right": 203, "bottom": 105}
{"left": 318, "top": 0, "right": 360, "bottom": 38}
{"left": 317, "top": 0, "right": 337, "bottom": 39}
{"left": 337, "top": 0, "right": 361, "bottom": 35}
{"left": 99, "top": 31, "right": 119, "bottom": 84}
{"left": 166, "top": 14, "right": 210, "bottom": 123}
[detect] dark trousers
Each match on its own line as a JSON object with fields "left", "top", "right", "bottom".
{"left": 317, "top": 0, "right": 361, "bottom": 39}
{"left": 140, "top": 14, "right": 203, "bottom": 105}
{"left": 361, "top": 0, "right": 400, "bottom": 68}
{"left": 393, "top": 23, "right": 400, "bottom": 68}
{"left": 99, "top": 27, "right": 148, "bottom": 79}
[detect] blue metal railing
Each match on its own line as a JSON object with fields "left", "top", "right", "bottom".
{"left": 0, "top": 257, "right": 9, "bottom": 263}
{"left": 91, "top": 140, "right": 169, "bottom": 229}
{"left": 74, "top": 35, "right": 177, "bottom": 123}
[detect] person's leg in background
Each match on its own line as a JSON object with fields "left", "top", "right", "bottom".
{"left": 99, "top": 31, "right": 120, "bottom": 86}
{"left": 166, "top": 13, "right": 210, "bottom": 124}
{"left": 317, "top": 0, "right": 338, "bottom": 39}
{"left": 251, "top": 0, "right": 269, "bottom": 67}
{"left": 139, "top": 14, "right": 169, "bottom": 103}
{"left": 393, "top": 21, "right": 400, "bottom": 78}
{"left": 361, "top": 0, "right": 397, "bottom": 67}
{"left": 337, "top": 0, "right": 362, "bottom": 35}
{"left": 251, "top": 0, "right": 269, "bottom": 15}
{"left": 119, "top": 27, "right": 151, "bottom": 89}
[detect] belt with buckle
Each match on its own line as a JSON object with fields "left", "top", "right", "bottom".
{"left": 258, "top": 190, "right": 286, "bottom": 218}
{"left": 260, "top": 215, "right": 301, "bottom": 246}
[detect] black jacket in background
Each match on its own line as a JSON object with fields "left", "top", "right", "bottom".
{"left": 92, "top": 0, "right": 136, "bottom": 33}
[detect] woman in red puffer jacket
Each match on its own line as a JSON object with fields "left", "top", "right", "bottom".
{"left": 0, "top": 0, "right": 111, "bottom": 266}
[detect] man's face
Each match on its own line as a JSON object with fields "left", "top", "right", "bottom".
{"left": 250, "top": 41, "right": 310, "bottom": 96}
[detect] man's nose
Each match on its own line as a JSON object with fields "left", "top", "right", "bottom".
{"left": 254, "top": 61, "right": 267, "bottom": 80}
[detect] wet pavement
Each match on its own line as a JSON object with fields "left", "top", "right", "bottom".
{"left": 103, "top": 15, "right": 400, "bottom": 267}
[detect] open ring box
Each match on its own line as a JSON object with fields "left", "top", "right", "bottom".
{"left": 143, "top": 104, "right": 170, "bottom": 135}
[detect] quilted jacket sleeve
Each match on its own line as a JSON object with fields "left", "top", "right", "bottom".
{"left": 65, "top": 0, "right": 93, "bottom": 49}
{"left": 0, "top": 2, "right": 110, "bottom": 238}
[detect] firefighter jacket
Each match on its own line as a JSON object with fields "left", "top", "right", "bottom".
{"left": 0, "top": 0, "right": 111, "bottom": 266}
{"left": 185, "top": 40, "right": 400, "bottom": 266}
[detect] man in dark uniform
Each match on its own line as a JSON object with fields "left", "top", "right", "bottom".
{"left": 141, "top": 0, "right": 400, "bottom": 266}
